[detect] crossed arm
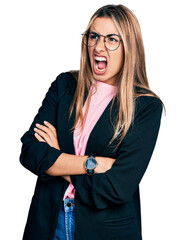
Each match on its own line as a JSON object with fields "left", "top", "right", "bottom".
{"left": 33, "top": 121, "right": 116, "bottom": 183}
{"left": 20, "top": 75, "right": 163, "bottom": 209}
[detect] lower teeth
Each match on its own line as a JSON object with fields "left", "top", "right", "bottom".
{"left": 95, "top": 62, "right": 106, "bottom": 72}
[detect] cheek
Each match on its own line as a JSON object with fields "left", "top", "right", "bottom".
{"left": 88, "top": 48, "right": 93, "bottom": 63}
{"left": 111, "top": 51, "right": 124, "bottom": 72}
{"left": 119, "top": 45, "right": 125, "bottom": 66}
{"left": 118, "top": 52, "right": 124, "bottom": 68}
{"left": 117, "top": 48, "right": 124, "bottom": 70}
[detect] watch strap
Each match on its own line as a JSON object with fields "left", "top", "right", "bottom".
{"left": 86, "top": 169, "right": 94, "bottom": 175}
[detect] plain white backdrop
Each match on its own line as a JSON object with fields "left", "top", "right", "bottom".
{"left": 0, "top": 0, "right": 184, "bottom": 239}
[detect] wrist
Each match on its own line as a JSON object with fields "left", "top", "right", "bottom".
{"left": 95, "top": 157, "right": 105, "bottom": 173}
{"left": 84, "top": 154, "right": 98, "bottom": 175}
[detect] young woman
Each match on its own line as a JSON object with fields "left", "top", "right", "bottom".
{"left": 19, "top": 4, "right": 165, "bottom": 240}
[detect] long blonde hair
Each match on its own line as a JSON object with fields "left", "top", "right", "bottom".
{"left": 69, "top": 4, "right": 166, "bottom": 150}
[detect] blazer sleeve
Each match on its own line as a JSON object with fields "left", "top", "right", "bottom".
{"left": 19, "top": 74, "right": 65, "bottom": 181}
{"left": 70, "top": 96, "right": 163, "bottom": 209}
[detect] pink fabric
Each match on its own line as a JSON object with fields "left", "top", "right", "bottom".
{"left": 63, "top": 80, "right": 118, "bottom": 200}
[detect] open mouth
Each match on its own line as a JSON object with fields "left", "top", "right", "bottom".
{"left": 93, "top": 56, "right": 108, "bottom": 74}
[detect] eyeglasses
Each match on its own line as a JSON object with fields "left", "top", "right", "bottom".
{"left": 81, "top": 31, "right": 123, "bottom": 51}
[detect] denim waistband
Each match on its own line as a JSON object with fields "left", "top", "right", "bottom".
{"left": 63, "top": 198, "right": 75, "bottom": 213}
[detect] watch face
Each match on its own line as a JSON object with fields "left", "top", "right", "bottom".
{"left": 85, "top": 156, "right": 97, "bottom": 170}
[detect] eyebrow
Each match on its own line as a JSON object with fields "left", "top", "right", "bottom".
{"left": 89, "top": 30, "right": 118, "bottom": 36}
{"left": 89, "top": 29, "right": 99, "bottom": 34}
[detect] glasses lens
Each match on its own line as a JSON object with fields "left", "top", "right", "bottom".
{"left": 105, "top": 35, "right": 120, "bottom": 50}
{"left": 82, "top": 32, "right": 98, "bottom": 47}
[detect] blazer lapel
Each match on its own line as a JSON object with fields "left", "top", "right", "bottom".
{"left": 85, "top": 97, "right": 118, "bottom": 155}
{"left": 67, "top": 84, "right": 119, "bottom": 156}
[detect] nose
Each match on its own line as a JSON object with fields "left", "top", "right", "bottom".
{"left": 94, "top": 36, "right": 106, "bottom": 52}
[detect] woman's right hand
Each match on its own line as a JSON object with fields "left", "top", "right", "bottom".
{"left": 95, "top": 157, "right": 116, "bottom": 173}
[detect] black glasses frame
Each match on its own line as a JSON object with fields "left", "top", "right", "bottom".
{"left": 81, "top": 31, "right": 123, "bottom": 51}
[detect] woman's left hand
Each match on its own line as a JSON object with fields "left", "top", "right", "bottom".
{"left": 34, "top": 121, "right": 71, "bottom": 183}
{"left": 34, "top": 121, "right": 60, "bottom": 150}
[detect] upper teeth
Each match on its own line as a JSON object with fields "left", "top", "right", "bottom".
{"left": 95, "top": 56, "right": 107, "bottom": 61}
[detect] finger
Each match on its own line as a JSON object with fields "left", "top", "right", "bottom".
{"left": 35, "top": 123, "right": 54, "bottom": 139}
{"left": 35, "top": 123, "right": 51, "bottom": 134}
{"left": 34, "top": 127, "right": 50, "bottom": 142}
{"left": 43, "top": 121, "right": 57, "bottom": 136}
{"left": 34, "top": 132, "right": 45, "bottom": 142}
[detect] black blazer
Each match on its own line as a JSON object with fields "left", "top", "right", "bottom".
{"left": 19, "top": 71, "right": 163, "bottom": 240}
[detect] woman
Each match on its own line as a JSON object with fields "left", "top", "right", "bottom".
{"left": 19, "top": 4, "right": 165, "bottom": 240}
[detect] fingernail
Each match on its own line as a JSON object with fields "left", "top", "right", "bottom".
{"left": 36, "top": 123, "right": 40, "bottom": 127}
{"left": 44, "top": 121, "right": 47, "bottom": 124}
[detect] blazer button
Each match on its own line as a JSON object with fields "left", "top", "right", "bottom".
{"left": 67, "top": 202, "right": 71, "bottom": 207}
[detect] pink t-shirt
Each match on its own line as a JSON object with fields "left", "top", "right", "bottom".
{"left": 63, "top": 80, "right": 118, "bottom": 200}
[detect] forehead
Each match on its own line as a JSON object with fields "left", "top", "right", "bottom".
{"left": 90, "top": 17, "right": 119, "bottom": 35}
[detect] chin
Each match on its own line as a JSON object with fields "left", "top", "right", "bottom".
{"left": 93, "top": 74, "right": 107, "bottom": 82}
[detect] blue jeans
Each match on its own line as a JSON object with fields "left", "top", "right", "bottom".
{"left": 53, "top": 198, "right": 75, "bottom": 240}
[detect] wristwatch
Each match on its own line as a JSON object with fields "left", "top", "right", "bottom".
{"left": 84, "top": 154, "right": 97, "bottom": 175}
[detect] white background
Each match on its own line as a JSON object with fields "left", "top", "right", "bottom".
{"left": 0, "top": 0, "right": 184, "bottom": 239}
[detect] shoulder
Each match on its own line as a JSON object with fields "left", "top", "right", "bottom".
{"left": 56, "top": 71, "right": 77, "bottom": 92}
{"left": 50, "top": 71, "right": 77, "bottom": 99}
{"left": 136, "top": 95, "right": 162, "bottom": 107}
{"left": 134, "top": 85, "right": 163, "bottom": 111}
{"left": 135, "top": 95, "right": 163, "bottom": 119}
